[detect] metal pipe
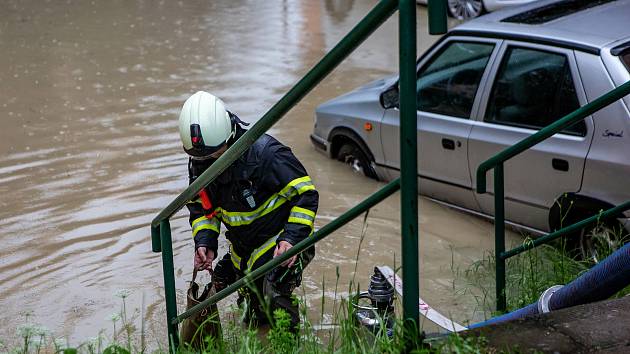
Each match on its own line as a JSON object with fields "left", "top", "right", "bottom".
{"left": 428, "top": 0, "right": 447, "bottom": 35}
{"left": 501, "top": 201, "right": 630, "bottom": 260}
{"left": 399, "top": 0, "right": 420, "bottom": 327}
{"left": 150, "top": 0, "right": 399, "bottom": 235}
{"left": 494, "top": 164, "right": 506, "bottom": 312}
{"left": 159, "top": 220, "right": 179, "bottom": 347}
{"left": 476, "top": 80, "right": 630, "bottom": 194}
{"left": 151, "top": 225, "right": 161, "bottom": 253}
{"left": 173, "top": 179, "right": 401, "bottom": 324}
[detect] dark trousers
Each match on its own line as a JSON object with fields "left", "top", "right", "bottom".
{"left": 213, "top": 245, "right": 315, "bottom": 330}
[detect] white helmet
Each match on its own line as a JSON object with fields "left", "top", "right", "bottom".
{"left": 178, "top": 91, "right": 236, "bottom": 159}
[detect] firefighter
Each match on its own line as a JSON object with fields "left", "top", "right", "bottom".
{"left": 178, "top": 91, "right": 317, "bottom": 330}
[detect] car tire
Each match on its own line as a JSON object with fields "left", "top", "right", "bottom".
{"left": 447, "top": 0, "right": 484, "bottom": 20}
{"left": 336, "top": 142, "right": 378, "bottom": 180}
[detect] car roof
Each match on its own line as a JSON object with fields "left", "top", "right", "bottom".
{"left": 452, "top": 0, "right": 630, "bottom": 54}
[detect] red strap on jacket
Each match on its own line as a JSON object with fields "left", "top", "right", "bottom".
{"left": 199, "top": 189, "right": 218, "bottom": 219}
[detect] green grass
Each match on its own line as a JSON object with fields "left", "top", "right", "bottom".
{"left": 458, "top": 230, "right": 630, "bottom": 320}
{"left": 5, "top": 220, "right": 628, "bottom": 353}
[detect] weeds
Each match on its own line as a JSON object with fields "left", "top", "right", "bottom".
{"left": 460, "top": 223, "right": 630, "bottom": 318}
{"left": 5, "top": 218, "right": 628, "bottom": 353}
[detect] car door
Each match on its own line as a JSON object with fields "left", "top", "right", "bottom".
{"left": 469, "top": 41, "right": 595, "bottom": 233}
{"left": 380, "top": 38, "right": 500, "bottom": 211}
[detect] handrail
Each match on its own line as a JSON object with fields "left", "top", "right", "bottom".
{"left": 148, "top": 0, "right": 423, "bottom": 347}
{"left": 150, "top": 0, "right": 398, "bottom": 252}
{"left": 174, "top": 179, "right": 401, "bottom": 324}
{"left": 149, "top": 0, "right": 449, "bottom": 347}
{"left": 501, "top": 201, "right": 630, "bottom": 260}
{"left": 476, "top": 80, "right": 630, "bottom": 193}
{"left": 475, "top": 80, "right": 630, "bottom": 312}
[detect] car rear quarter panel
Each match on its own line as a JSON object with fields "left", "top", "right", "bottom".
{"left": 575, "top": 51, "right": 630, "bottom": 214}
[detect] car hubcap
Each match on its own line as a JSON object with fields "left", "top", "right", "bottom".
{"left": 345, "top": 155, "right": 365, "bottom": 174}
{"left": 448, "top": 0, "right": 483, "bottom": 20}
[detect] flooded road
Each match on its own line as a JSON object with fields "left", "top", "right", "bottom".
{"left": 0, "top": 0, "right": 520, "bottom": 346}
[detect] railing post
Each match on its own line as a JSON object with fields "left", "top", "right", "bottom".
{"left": 427, "top": 0, "right": 447, "bottom": 35}
{"left": 494, "top": 164, "right": 506, "bottom": 312}
{"left": 160, "top": 220, "right": 179, "bottom": 349}
{"left": 151, "top": 224, "right": 161, "bottom": 253}
{"left": 399, "top": 0, "right": 419, "bottom": 329}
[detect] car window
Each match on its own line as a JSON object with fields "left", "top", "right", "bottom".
{"left": 484, "top": 47, "right": 585, "bottom": 136}
{"left": 416, "top": 41, "right": 494, "bottom": 119}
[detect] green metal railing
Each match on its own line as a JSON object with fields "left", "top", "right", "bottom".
{"left": 476, "top": 80, "right": 630, "bottom": 312}
{"left": 150, "top": 0, "right": 447, "bottom": 347}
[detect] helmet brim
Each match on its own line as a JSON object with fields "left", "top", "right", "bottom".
{"left": 183, "top": 142, "right": 227, "bottom": 159}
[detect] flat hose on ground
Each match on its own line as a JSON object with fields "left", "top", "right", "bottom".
{"left": 470, "top": 242, "right": 630, "bottom": 328}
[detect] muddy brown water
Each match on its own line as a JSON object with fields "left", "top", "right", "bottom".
{"left": 0, "top": 0, "right": 520, "bottom": 347}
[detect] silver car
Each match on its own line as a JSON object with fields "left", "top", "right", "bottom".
{"left": 311, "top": 0, "right": 630, "bottom": 253}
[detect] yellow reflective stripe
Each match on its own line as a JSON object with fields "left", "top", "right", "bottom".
{"left": 191, "top": 216, "right": 220, "bottom": 237}
{"left": 290, "top": 206, "right": 315, "bottom": 218}
{"left": 192, "top": 224, "right": 219, "bottom": 237}
{"left": 246, "top": 235, "right": 279, "bottom": 271}
{"left": 278, "top": 176, "right": 315, "bottom": 199}
{"left": 218, "top": 196, "right": 288, "bottom": 227}
{"left": 288, "top": 216, "right": 313, "bottom": 227}
{"left": 192, "top": 216, "right": 208, "bottom": 227}
{"left": 218, "top": 176, "right": 315, "bottom": 227}
{"left": 230, "top": 244, "right": 242, "bottom": 270}
{"left": 296, "top": 184, "right": 315, "bottom": 194}
{"left": 288, "top": 206, "right": 315, "bottom": 228}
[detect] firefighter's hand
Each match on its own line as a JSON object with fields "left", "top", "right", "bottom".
{"left": 274, "top": 240, "right": 297, "bottom": 268}
{"left": 194, "top": 247, "right": 215, "bottom": 273}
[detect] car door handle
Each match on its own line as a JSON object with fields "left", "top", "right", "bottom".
{"left": 441, "top": 138, "right": 455, "bottom": 150}
{"left": 552, "top": 158, "right": 569, "bottom": 172}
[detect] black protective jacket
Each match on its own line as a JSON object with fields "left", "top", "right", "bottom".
{"left": 186, "top": 129, "right": 318, "bottom": 271}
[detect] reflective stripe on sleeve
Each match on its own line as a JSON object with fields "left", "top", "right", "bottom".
{"left": 191, "top": 215, "right": 220, "bottom": 237}
{"left": 287, "top": 206, "right": 315, "bottom": 228}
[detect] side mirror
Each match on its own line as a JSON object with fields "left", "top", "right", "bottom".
{"left": 380, "top": 85, "right": 399, "bottom": 109}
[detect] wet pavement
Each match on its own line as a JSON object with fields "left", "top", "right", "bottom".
{"left": 0, "top": 0, "right": 520, "bottom": 347}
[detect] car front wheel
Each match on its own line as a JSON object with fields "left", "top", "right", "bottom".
{"left": 336, "top": 142, "right": 378, "bottom": 180}
{"left": 447, "top": 0, "right": 484, "bottom": 20}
